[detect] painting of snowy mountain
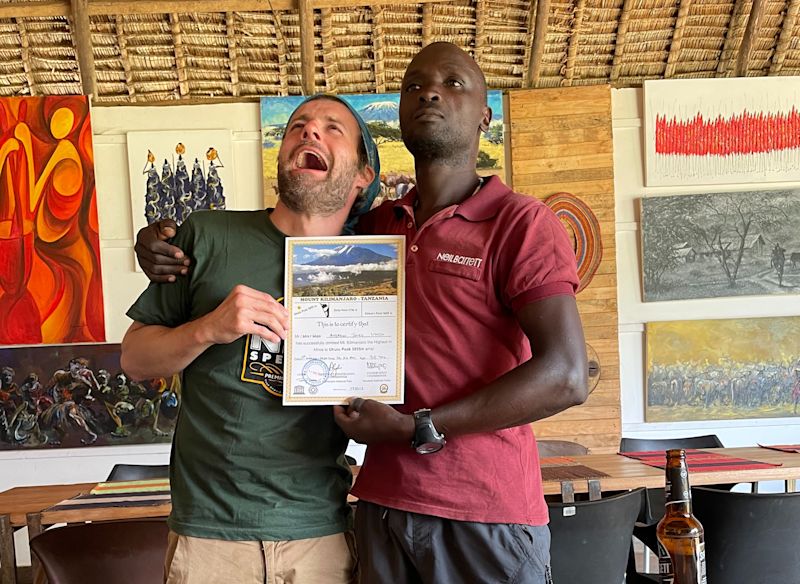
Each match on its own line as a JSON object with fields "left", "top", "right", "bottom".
{"left": 260, "top": 92, "right": 505, "bottom": 208}
{"left": 290, "top": 241, "right": 399, "bottom": 297}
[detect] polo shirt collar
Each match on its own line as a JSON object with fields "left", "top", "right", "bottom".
{"left": 391, "top": 175, "right": 508, "bottom": 222}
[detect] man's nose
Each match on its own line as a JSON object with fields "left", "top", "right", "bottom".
{"left": 302, "top": 121, "right": 322, "bottom": 141}
{"left": 418, "top": 86, "right": 440, "bottom": 102}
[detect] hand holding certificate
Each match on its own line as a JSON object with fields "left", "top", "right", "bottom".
{"left": 283, "top": 235, "right": 405, "bottom": 405}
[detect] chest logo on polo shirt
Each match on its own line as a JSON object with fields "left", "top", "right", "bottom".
{"left": 435, "top": 251, "right": 484, "bottom": 268}
{"left": 240, "top": 297, "right": 284, "bottom": 397}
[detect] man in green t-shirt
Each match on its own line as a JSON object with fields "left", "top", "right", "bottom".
{"left": 121, "top": 95, "right": 380, "bottom": 584}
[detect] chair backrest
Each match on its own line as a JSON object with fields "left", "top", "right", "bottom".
{"left": 692, "top": 487, "right": 800, "bottom": 583}
{"left": 548, "top": 488, "right": 644, "bottom": 584}
{"left": 30, "top": 519, "right": 169, "bottom": 584}
{"left": 537, "top": 439, "right": 589, "bottom": 457}
{"left": 619, "top": 434, "right": 723, "bottom": 453}
{"left": 106, "top": 464, "right": 170, "bottom": 482}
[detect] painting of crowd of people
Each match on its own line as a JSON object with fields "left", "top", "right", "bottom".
{"left": 0, "top": 344, "right": 179, "bottom": 450}
{"left": 646, "top": 316, "right": 800, "bottom": 422}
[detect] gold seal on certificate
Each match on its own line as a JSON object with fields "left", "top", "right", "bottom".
{"left": 283, "top": 235, "right": 406, "bottom": 405}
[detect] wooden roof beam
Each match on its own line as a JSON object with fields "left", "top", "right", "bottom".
{"left": 563, "top": 0, "right": 586, "bottom": 86}
{"left": 735, "top": 0, "right": 767, "bottom": 77}
{"left": 298, "top": 0, "right": 315, "bottom": 95}
{"left": 422, "top": 4, "right": 433, "bottom": 47}
{"left": 169, "top": 14, "right": 189, "bottom": 98}
{"left": 226, "top": 11, "right": 240, "bottom": 98}
{"left": 71, "top": 0, "right": 97, "bottom": 96}
{"left": 525, "top": 0, "right": 549, "bottom": 88}
{"left": 664, "top": 0, "right": 692, "bottom": 78}
{"left": 373, "top": 5, "right": 387, "bottom": 93}
{"left": 717, "top": 0, "right": 749, "bottom": 77}
{"left": 16, "top": 19, "right": 36, "bottom": 96}
{"left": 610, "top": 0, "right": 633, "bottom": 84}
{"left": 114, "top": 16, "right": 135, "bottom": 101}
{"left": 0, "top": 0, "right": 448, "bottom": 19}
{"left": 769, "top": 0, "right": 799, "bottom": 75}
{"left": 319, "top": 8, "right": 337, "bottom": 93}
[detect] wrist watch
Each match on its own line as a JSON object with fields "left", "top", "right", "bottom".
{"left": 411, "top": 409, "right": 446, "bottom": 454}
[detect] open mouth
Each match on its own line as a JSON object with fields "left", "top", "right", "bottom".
{"left": 296, "top": 149, "right": 329, "bottom": 172}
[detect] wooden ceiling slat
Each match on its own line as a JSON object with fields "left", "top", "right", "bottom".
{"left": 169, "top": 13, "right": 188, "bottom": 97}
{"left": 664, "top": 0, "right": 692, "bottom": 78}
{"left": 16, "top": 19, "right": 36, "bottom": 95}
{"left": 525, "top": 0, "right": 549, "bottom": 87}
{"left": 114, "top": 15, "right": 135, "bottom": 100}
{"left": 610, "top": 0, "right": 632, "bottom": 83}
{"left": 769, "top": 0, "right": 799, "bottom": 74}
{"left": 226, "top": 11, "right": 239, "bottom": 97}
{"left": 563, "top": 0, "right": 586, "bottom": 86}
{"left": 717, "top": 0, "right": 748, "bottom": 76}
{"left": 735, "top": 0, "right": 767, "bottom": 76}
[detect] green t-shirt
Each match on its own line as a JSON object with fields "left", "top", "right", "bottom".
{"left": 126, "top": 210, "right": 352, "bottom": 541}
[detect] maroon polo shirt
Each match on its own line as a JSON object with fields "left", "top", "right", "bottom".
{"left": 353, "top": 175, "right": 579, "bottom": 524}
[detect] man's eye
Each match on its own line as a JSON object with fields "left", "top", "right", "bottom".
{"left": 328, "top": 125, "right": 343, "bottom": 134}
{"left": 448, "top": 80, "right": 463, "bottom": 87}
{"left": 404, "top": 84, "right": 420, "bottom": 92}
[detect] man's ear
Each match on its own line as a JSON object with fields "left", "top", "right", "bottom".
{"left": 479, "top": 106, "right": 493, "bottom": 133}
{"left": 356, "top": 164, "right": 376, "bottom": 191}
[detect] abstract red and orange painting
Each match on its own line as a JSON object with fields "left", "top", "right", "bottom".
{"left": 0, "top": 96, "right": 105, "bottom": 344}
{"left": 644, "top": 77, "right": 800, "bottom": 186}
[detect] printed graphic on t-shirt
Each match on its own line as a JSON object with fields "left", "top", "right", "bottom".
{"left": 240, "top": 297, "right": 284, "bottom": 397}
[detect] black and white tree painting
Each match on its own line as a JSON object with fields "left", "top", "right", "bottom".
{"left": 641, "top": 189, "right": 800, "bottom": 301}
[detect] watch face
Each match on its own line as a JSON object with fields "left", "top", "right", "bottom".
{"left": 416, "top": 441, "right": 444, "bottom": 454}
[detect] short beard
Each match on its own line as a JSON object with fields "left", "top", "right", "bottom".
{"left": 277, "top": 162, "right": 360, "bottom": 216}
{"left": 403, "top": 128, "right": 471, "bottom": 166}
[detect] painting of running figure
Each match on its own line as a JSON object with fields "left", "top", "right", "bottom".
{"left": 641, "top": 189, "right": 800, "bottom": 301}
{"left": 0, "top": 343, "right": 179, "bottom": 450}
{"left": 645, "top": 317, "right": 800, "bottom": 422}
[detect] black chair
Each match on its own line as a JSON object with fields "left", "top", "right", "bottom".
{"left": 693, "top": 487, "right": 800, "bottom": 583}
{"left": 106, "top": 464, "right": 170, "bottom": 482}
{"left": 619, "top": 434, "right": 724, "bottom": 583}
{"left": 548, "top": 488, "right": 644, "bottom": 584}
{"left": 619, "top": 434, "right": 723, "bottom": 453}
{"left": 30, "top": 519, "right": 169, "bottom": 584}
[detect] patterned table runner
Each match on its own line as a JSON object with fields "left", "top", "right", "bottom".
{"left": 758, "top": 444, "right": 800, "bottom": 453}
{"left": 621, "top": 449, "right": 781, "bottom": 471}
{"left": 46, "top": 479, "right": 172, "bottom": 512}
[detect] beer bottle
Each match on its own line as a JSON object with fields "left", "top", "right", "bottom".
{"left": 656, "top": 449, "right": 707, "bottom": 584}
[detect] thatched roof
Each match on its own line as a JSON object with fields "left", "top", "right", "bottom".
{"left": 1, "top": 0, "right": 798, "bottom": 103}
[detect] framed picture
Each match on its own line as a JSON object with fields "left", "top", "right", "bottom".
{"left": 126, "top": 130, "right": 236, "bottom": 269}
{"left": 0, "top": 343, "right": 179, "bottom": 450}
{"left": 260, "top": 92, "right": 505, "bottom": 208}
{"left": 0, "top": 96, "right": 105, "bottom": 344}
{"left": 640, "top": 189, "right": 800, "bottom": 301}
{"left": 644, "top": 77, "right": 800, "bottom": 186}
{"left": 645, "top": 317, "right": 800, "bottom": 422}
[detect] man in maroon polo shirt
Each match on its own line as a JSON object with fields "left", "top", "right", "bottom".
{"left": 332, "top": 42, "right": 588, "bottom": 584}
{"left": 135, "top": 42, "right": 587, "bottom": 584}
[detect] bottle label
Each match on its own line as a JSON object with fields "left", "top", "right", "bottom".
{"left": 657, "top": 540, "right": 707, "bottom": 584}
{"left": 657, "top": 540, "right": 675, "bottom": 584}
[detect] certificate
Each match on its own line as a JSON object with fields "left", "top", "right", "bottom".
{"left": 283, "top": 235, "right": 405, "bottom": 405}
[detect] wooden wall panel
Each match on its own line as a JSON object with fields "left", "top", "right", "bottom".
{"left": 508, "top": 85, "right": 620, "bottom": 454}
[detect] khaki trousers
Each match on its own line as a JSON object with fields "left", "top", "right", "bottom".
{"left": 164, "top": 530, "right": 358, "bottom": 584}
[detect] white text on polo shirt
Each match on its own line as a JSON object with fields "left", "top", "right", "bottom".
{"left": 436, "top": 252, "right": 483, "bottom": 268}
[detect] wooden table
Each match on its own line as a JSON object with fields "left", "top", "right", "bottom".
{"left": 0, "top": 483, "right": 95, "bottom": 584}
{"left": 540, "top": 446, "right": 800, "bottom": 496}
{"left": 2, "top": 448, "right": 799, "bottom": 584}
